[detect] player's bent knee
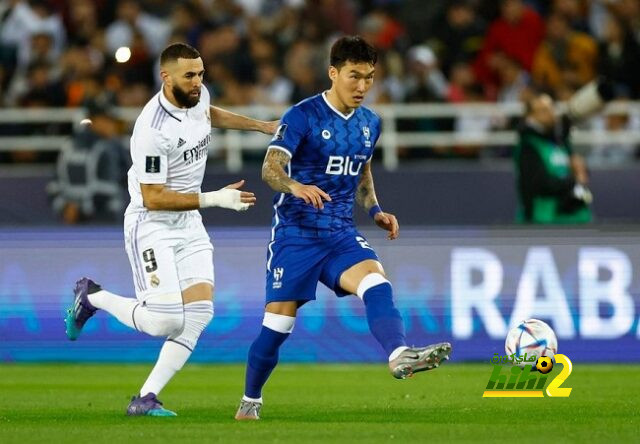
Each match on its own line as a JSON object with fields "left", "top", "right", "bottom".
{"left": 263, "top": 312, "right": 295, "bottom": 334}
{"left": 139, "top": 292, "right": 186, "bottom": 336}
{"left": 356, "top": 273, "right": 391, "bottom": 300}
{"left": 198, "top": 303, "right": 214, "bottom": 327}
{"left": 168, "top": 300, "right": 214, "bottom": 350}
{"left": 144, "top": 312, "right": 185, "bottom": 337}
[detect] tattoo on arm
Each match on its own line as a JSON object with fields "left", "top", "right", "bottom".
{"left": 262, "top": 149, "right": 298, "bottom": 192}
{"left": 356, "top": 162, "right": 378, "bottom": 211}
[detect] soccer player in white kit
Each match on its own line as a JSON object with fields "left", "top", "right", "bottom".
{"left": 64, "top": 43, "right": 278, "bottom": 416}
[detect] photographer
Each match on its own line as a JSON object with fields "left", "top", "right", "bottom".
{"left": 514, "top": 93, "right": 593, "bottom": 224}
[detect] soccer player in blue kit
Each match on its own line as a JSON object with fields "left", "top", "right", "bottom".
{"left": 235, "top": 36, "right": 452, "bottom": 420}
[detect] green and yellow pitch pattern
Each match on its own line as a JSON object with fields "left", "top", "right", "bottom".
{"left": 0, "top": 363, "right": 637, "bottom": 443}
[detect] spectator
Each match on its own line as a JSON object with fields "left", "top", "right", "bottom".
{"left": 358, "top": 7, "right": 406, "bottom": 51}
{"left": 446, "top": 61, "right": 476, "bottom": 103}
{"left": 284, "top": 39, "right": 325, "bottom": 103}
{"left": 105, "top": 0, "right": 170, "bottom": 57}
{"left": 430, "top": 0, "right": 486, "bottom": 77}
{"left": 405, "top": 45, "right": 448, "bottom": 102}
{"left": 597, "top": 14, "right": 640, "bottom": 98}
{"left": 0, "top": 1, "right": 66, "bottom": 72}
{"left": 588, "top": 99, "right": 640, "bottom": 165}
{"left": 452, "top": 83, "right": 493, "bottom": 158}
{"left": 169, "top": 2, "right": 204, "bottom": 49}
{"left": 18, "top": 60, "right": 65, "bottom": 107}
{"left": 474, "top": 0, "right": 545, "bottom": 92}
{"left": 401, "top": 45, "right": 450, "bottom": 158}
{"left": 609, "top": 0, "right": 640, "bottom": 44}
{"left": 4, "top": 31, "right": 59, "bottom": 105}
{"left": 64, "top": 0, "right": 100, "bottom": 46}
{"left": 363, "top": 52, "right": 405, "bottom": 105}
{"left": 254, "top": 60, "right": 293, "bottom": 106}
{"left": 552, "top": 0, "right": 591, "bottom": 33}
{"left": 495, "top": 54, "right": 532, "bottom": 103}
{"left": 532, "top": 13, "right": 598, "bottom": 96}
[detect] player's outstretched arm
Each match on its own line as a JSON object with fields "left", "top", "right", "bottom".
{"left": 262, "top": 149, "right": 331, "bottom": 209}
{"left": 141, "top": 182, "right": 255, "bottom": 212}
{"left": 356, "top": 162, "right": 399, "bottom": 240}
{"left": 209, "top": 105, "right": 279, "bottom": 134}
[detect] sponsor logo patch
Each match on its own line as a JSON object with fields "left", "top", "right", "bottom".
{"left": 273, "top": 124, "right": 288, "bottom": 141}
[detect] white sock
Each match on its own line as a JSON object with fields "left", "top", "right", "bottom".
{"left": 139, "top": 300, "right": 213, "bottom": 396}
{"left": 388, "top": 346, "right": 409, "bottom": 362}
{"left": 88, "top": 290, "right": 184, "bottom": 337}
{"left": 88, "top": 290, "right": 138, "bottom": 329}
{"left": 140, "top": 340, "right": 191, "bottom": 397}
{"left": 242, "top": 395, "right": 263, "bottom": 403}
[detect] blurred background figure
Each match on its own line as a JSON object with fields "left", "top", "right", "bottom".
{"left": 474, "top": 0, "right": 544, "bottom": 98}
{"left": 514, "top": 93, "right": 592, "bottom": 224}
{"left": 0, "top": 0, "right": 638, "bottom": 224}
{"left": 532, "top": 12, "right": 598, "bottom": 98}
{"left": 48, "top": 97, "right": 129, "bottom": 224}
{"left": 587, "top": 99, "right": 640, "bottom": 165}
{"left": 429, "top": 0, "right": 486, "bottom": 79}
{"left": 105, "top": 0, "right": 170, "bottom": 57}
{"left": 596, "top": 14, "right": 640, "bottom": 99}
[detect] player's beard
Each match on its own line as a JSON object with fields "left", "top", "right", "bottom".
{"left": 172, "top": 85, "right": 201, "bottom": 108}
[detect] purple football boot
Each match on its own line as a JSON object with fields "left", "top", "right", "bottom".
{"left": 127, "top": 393, "right": 177, "bottom": 417}
{"left": 64, "top": 278, "right": 99, "bottom": 340}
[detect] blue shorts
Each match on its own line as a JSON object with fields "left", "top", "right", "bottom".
{"left": 265, "top": 230, "right": 379, "bottom": 303}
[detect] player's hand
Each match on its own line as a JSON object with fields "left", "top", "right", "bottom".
{"left": 260, "top": 120, "right": 280, "bottom": 135}
{"left": 290, "top": 183, "right": 331, "bottom": 209}
{"left": 374, "top": 211, "right": 399, "bottom": 240}
{"left": 199, "top": 181, "right": 255, "bottom": 211}
{"left": 220, "top": 180, "right": 256, "bottom": 211}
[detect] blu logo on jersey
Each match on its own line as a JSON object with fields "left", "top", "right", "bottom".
{"left": 325, "top": 155, "right": 363, "bottom": 176}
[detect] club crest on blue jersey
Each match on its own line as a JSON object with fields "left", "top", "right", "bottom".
{"left": 363, "top": 126, "right": 371, "bottom": 147}
{"left": 322, "top": 129, "right": 331, "bottom": 139}
{"left": 272, "top": 267, "right": 284, "bottom": 289}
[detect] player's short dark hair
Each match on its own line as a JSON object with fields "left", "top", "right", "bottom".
{"left": 160, "top": 43, "right": 200, "bottom": 66}
{"left": 330, "top": 36, "right": 377, "bottom": 69}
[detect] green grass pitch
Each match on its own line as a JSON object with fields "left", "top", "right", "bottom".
{"left": 0, "top": 363, "right": 638, "bottom": 443}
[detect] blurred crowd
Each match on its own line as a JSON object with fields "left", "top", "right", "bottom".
{"left": 2, "top": 0, "right": 639, "bottom": 223}
{"left": 0, "top": 0, "right": 639, "bottom": 161}
{"left": 2, "top": 0, "right": 640, "bottom": 108}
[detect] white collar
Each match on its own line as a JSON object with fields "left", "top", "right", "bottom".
{"left": 322, "top": 91, "right": 355, "bottom": 120}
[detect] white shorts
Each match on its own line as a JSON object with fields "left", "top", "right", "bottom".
{"left": 124, "top": 210, "right": 214, "bottom": 301}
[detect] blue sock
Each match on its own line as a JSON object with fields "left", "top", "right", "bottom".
{"left": 244, "top": 326, "right": 290, "bottom": 399}
{"left": 363, "top": 282, "right": 407, "bottom": 356}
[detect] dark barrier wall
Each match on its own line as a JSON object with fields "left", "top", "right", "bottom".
{"left": 1, "top": 164, "right": 639, "bottom": 225}
{"left": 1, "top": 227, "right": 639, "bottom": 363}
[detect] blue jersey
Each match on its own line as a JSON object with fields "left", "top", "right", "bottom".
{"left": 268, "top": 92, "right": 381, "bottom": 237}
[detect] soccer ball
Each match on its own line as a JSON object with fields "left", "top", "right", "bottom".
{"left": 505, "top": 319, "right": 558, "bottom": 367}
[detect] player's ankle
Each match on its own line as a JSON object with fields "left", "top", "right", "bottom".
{"left": 389, "top": 346, "right": 409, "bottom": 361}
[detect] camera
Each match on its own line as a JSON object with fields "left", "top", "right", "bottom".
{"left": 566, "top": 77, "right": 615, "bottom": 122}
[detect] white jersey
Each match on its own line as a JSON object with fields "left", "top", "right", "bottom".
{"left": 125, "top": 86, "right": 213, "bottom": 215}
